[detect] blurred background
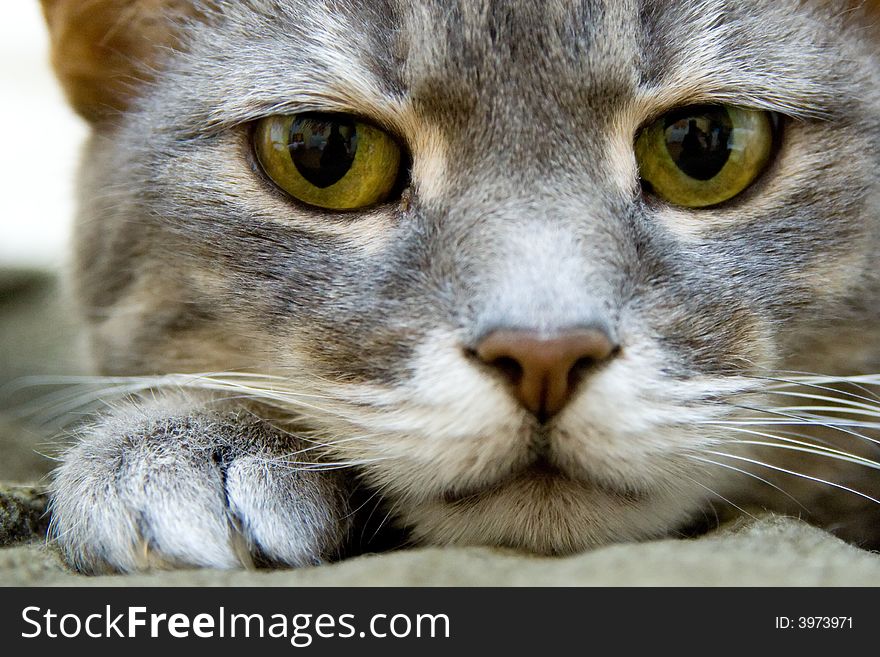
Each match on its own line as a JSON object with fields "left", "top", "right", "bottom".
{"left": 0, "top": 2, "right": 87, "bottom": 482}
{"left": 1, "top": 1, "right": 86, "bottom": 269}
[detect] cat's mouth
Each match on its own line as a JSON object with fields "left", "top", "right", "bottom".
{"left": 401, "top": 452, "right": 679, "bottom": 556}
{"left": 438, "top": 454, "right": 648, "bottom": 506}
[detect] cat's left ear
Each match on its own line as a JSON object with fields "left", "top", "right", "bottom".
{"left": 40, "top": 0, "right": 207, "bottom": 124}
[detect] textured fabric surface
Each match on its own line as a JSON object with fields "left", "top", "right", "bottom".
{"left": 1, "top": 270, "right": 879, "bottom": 586}
{"left": 1, "top": 496, "right": 879, "bottom": 586}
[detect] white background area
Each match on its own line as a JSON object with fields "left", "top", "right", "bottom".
{"left": 0, "top": 3, "right": 87, "bottom": 270}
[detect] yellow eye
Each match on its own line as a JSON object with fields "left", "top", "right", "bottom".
{"left": 635, "top": 105, "right": 774, "bottom": 208}
{"left": 254, "top": 113, "right": 402, "bottom": 210}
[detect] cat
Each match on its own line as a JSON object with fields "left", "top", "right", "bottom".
{"left": 39, "top": 0, "right": 880, "bottom": 574}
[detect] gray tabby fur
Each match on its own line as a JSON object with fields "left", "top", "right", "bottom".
{"left": 45, "top": 0, "right": 880, "bottom": 572}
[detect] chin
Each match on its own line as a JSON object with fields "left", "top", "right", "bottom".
{"left": 395, "top": 466, "right": 705, "bottom": 555}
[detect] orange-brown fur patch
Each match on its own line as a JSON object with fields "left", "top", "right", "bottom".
{"left": 40, "top": 0, "right": 206, "bottom": 123}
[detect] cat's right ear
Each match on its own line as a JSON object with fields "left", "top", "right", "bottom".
{"left": 40, "top": 0, "right": 206, "bottom": 124}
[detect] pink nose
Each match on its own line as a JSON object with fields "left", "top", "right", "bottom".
{"left": 475, "top": 328, "right": 618, "bottom": 421}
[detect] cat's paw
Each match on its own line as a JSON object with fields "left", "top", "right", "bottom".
{"left": 49, "top": 400, "right": 352, "bottom": 574}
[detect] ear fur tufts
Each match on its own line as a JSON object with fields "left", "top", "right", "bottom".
{"left": 40, "top": 0, "right": 204, "bottom": 123}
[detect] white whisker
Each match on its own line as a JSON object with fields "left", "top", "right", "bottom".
{"left": 688, "top": 454, "right": 808, "bottom": 511}
{"left": 759, "top": 389, "right": 880, "bottom": 413}
{"left": 739, "top": 373, "right": 880, "bottom": 405}
{"left": 677, "top": 471, "right": 757, "bottom": 520}
{"left": 710, "top": 424, "right": 880, "bottom": 466}
{"left": 726, "top": 403, "right": 880, "bottom": 446}
{"left": 705, "top": 450, "right": 880, "bottom": 505}
{"left": 3, "top": 372, "right": 375, "bottom": 429}
{"left": 771, "top": 405, "right": 880, "bottom": 418}
{"left": 271, "top": 457, "right": 391, "bottom": 471}
{"left": 724, "top": 438, "right": 880, "bottom": 471}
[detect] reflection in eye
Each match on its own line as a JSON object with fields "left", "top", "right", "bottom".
{"left": 664, "top": 109, "right": 733, "bottom": 181}
{"left": 289, "top": 116, "right": 358, "bottom": 188}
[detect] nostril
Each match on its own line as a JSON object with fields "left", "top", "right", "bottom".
{"left": 567, "top": 356, "right": 597, "bottom": 388}
{"left": 566, "top": 344, "right": 621, "bottom": 386}
{"left": 488, "top": 355, "right": 524, "bottom": 385}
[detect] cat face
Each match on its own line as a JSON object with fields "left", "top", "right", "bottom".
{"left": 45, "top": 0, "right": 880, "bottom": 552}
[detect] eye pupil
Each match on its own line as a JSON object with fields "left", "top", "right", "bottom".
{"left": 663, "top": 106, "right": 733, "bottom": 181}
{"left": 289, "top": 115, "right": 357, "bottom": 188}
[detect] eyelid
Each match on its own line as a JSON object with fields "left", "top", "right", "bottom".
{"left": 199, "top": 97, "right": 410, "bottom": 141}
{"left": 635, "top": 104, "right": 783, "bottom": 140}
{"left": 245, "top": 110, "right": 410, "bottom": 157}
